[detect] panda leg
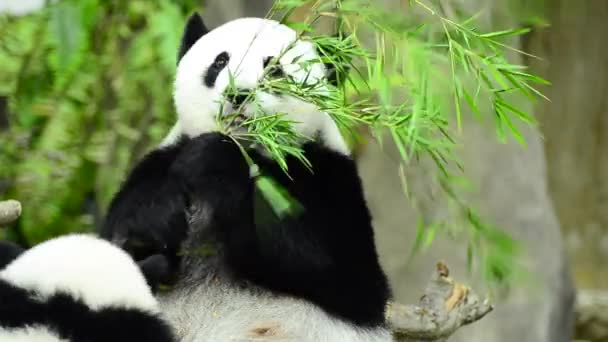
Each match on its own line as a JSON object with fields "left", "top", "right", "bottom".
{"left": 170, "top": 134, "right": 389, "bottom": 326}
{"left": 100, "top": 138, "right": 190, "bottom": 270}
{"left": 0, "top": 240, "right": 24, "bottom": 269}
{"left": 226, "top": 142, "right": 390, "bottom": 327}
{"left": 137, "top": 254, "right": 171, "bottom": 293}
{"left": 170, "top": 132, "right": 255, "bottom": 250}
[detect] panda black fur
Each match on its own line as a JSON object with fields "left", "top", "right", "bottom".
{"left": 102, "top": 14, "right": 392, "bottom": 341}
{"left": 0, "top": 235, "right": 174, "bottom": 342}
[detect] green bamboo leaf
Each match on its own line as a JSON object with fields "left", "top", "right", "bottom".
{"left": 462, "top": 87, "right": 480, "bottom": 116}
{"left": 496, "top": 99, "right": 536, "bottom": 124}
{"left": 502, "top": 70, "right": 551, "bottom": 85}
{"left": 390, "top": 128, "right": 409, "bottom": 163}
{"left": 479, "top": 28, "right": 531, "bottom": 39}
{"left": 453, "top": 78, "right": 463, "bottom": 131}
{"left": 255, "top": 175, "right": 304, "bottom": 219}
{"left": 286, "top": 21, "right": 314, "bottom": 33}
{"left": 493, "top": 103, "right": 507, "bottom": 143}
{"left": 411, "top": 217, "right": 425, "bottom": 256}
{"left": 499, "top": 69, "right": 536, "bottom": 101}
{"left": 495, "top": 101, "right": 526, "bottom": 146}
{"left": 466, "top": 241, "right": 475, "bottom": 273}
{"left": 423, "top": 223, "right": 438, "bottom": 249}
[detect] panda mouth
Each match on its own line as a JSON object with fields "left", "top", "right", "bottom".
{"left": 220, "top": 101, "right": 250, "bottom": 126}
{"left": 225, "top": 112, "right": 248, "bottom": 127}
{"left": 233, "top": 114, "right": 247, "bottom": 124}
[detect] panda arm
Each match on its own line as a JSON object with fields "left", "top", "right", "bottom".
{"left": 229, "top": 142, "right": 391, "bottom": 326}
{"left": 101, "top": 141, "right": 189, "bottom": 264}
{"left": 169, "top": 132, "right": 255, "bottom": 248}
{"left": 137, "top": 254, "right": 171, "bottom": 293}
{"left": 171, "top": 135, "right": 389, "bottom": 325}
{"left": 0, "top": 240, "right": 24, "bottom": 269}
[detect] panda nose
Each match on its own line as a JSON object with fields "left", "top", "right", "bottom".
{"left": 226, "top": 88, "right": 252, "bottom": 107}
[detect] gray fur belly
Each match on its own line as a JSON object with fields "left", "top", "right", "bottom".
{"left": 158, "top": 278, "right": 391, "bottom": 342}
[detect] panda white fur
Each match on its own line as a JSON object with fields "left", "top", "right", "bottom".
{"left": 101, "top": 14, "right": 392, "bottom": 341}
{"left": 0, "top": 235, "right": 174, "bottom": 342}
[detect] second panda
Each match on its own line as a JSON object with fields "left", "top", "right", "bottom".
{"left": 0, "top": 235, "right": 174, "bottom": 342}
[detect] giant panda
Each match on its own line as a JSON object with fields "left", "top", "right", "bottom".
{"left": 101, "top": 13, "right": 392, "bottom": 342}
{"left": 0, "top": 235, "right": 174, "bottom": 341}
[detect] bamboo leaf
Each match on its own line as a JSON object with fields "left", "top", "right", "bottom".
{"left": 479, "top": 28, "right": 531, "bottom": 39}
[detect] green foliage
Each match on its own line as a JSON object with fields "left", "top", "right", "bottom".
{"left": 0, "top": 0, "right": 199, "bottom": 244}
{"left": 215, "top": 0, "right": 546, "bottom": 289}
{"left": 0, "top": 0, "right": 546, "bottom": 290}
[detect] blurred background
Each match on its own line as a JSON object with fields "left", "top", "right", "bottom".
{"left": 0, "top": 0, "right": 606, "bottom": 341}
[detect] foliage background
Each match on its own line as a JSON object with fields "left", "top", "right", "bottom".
{"left": 0, "top": 0, "right": 537, "bottom": 286}
{"left": 0, "top": 0, "right": 200, "bottom": 244}
{"left": 2, "top": 0, "right": 608, "bottom": 341}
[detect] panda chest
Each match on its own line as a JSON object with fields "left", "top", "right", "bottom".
{"left": 158, "top": 280, "right": 385, "bottom": 342}
{"left": 158, "top": 280, "right": 297, "bottom": 341}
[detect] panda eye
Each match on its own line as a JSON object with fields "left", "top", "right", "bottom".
{"left": 212, "top": 52, "right": 230, "bottom": 69}
{"left": 263, "top": 56, "right": 285, "bottom": 79}
{"left": 203, "top": 52, "right": 230, "bottom": 88}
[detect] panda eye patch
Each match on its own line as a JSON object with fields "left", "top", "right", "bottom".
{"left": 213, "top": 52, "right": 230, "bottom": 69}
{"left": 263, "top": 56, "right": 285, "bottom": 79}
{"left": 204, "top": 51, "right": 230, "bottom": 88}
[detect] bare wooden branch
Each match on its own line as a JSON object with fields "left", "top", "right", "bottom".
{"left": 0, "top": 199, "right": 21, "bottom": 226}
{"left": 387, "top": 262, "right": 493, "bottom": 342}
{"left": 575, "top": 289, "right": 608, "bottom": 341}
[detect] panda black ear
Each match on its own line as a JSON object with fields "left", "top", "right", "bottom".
{"left": 178, "top": 12, "right": 210, "bottom": 64}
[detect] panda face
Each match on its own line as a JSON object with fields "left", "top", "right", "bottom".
{"left": 173, "top": 17, "right": 349, "bottom": 154}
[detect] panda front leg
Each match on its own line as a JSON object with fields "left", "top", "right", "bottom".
{"left": 231, "top": 142, "right": 391, "bottom": 327}
{"left": 169, "top": 132, "right": 257, "bottom": 255}
{"left": 101, "top": 140, "right": 190, "bottom": 273}
{"left": 0, "top": 241, "right": 24, "bottom": 270}
{"left": 171, "top": 135, "right": 390, "bottom": 327}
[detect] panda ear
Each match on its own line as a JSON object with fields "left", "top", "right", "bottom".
{"left": 178, "top": 12, "right": 210, "bottom": 64}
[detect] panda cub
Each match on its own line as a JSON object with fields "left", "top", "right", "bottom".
{"left": 0, "top": 235, "right": 174, "bottom": 342}
{"left": 102, "top": 14, "right": 392, "bottom": 341}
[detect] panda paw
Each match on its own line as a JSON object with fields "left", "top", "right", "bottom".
{"left": 137, "top": 254, "right": 172, "bottom": 293}
{"left": 170, "top": 132, "right": 250, "bottom": 192}
{"left": 0, "top": 240, "right": 24, "bottom": 270}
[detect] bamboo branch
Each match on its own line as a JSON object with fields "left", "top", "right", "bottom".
{"left": 388, "top": 262, "right": 493, "bottom": 342}
{"left": 0, "top": 199, "right": 21, "bottom": 226}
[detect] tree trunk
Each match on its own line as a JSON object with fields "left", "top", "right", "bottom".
{"left": 524, "top": 0, "right": 608, "bottom": 291}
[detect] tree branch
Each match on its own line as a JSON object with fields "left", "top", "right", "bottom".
{"left": 0, "top": 199, "right": 21, "bottom": 226}
{"left": 387, "top": 262, "right": 493, "bottom": 341}
{"left": 575, "top": 289, "right": 608, "bottom": 341}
